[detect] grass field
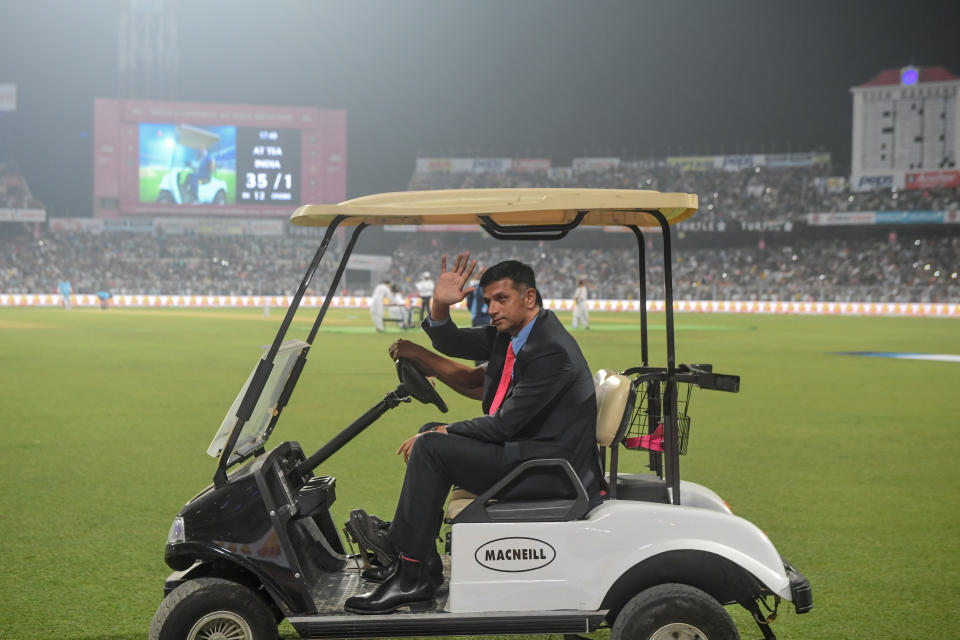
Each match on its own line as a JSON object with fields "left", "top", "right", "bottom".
{"left": 1, "top": 306, "right": 958, "bottom": 639}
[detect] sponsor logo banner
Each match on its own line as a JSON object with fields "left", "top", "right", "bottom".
{"left": 874, "top": 210, "right": 945, "bottom": 224}
{"left": 416, "top": 158, "right": 453, "bottom": 173}
{"left": 48, "top": 217, "right": 105, "bottom": 232}
{"left": 814, "top": 176, "right": 847, "bottom": 193}
{"left": 345, "top": 254, "right": 392, "bottom": 271}
{"left": 679, "top": 220, "right": 728, "bottom": 232}
{"left": 102, "top": 218, "right": 156, "bottom": 233}
{"left": 666, "top": 156, "right": 716, "bottom": 172}
{"left": 475, "top": 537, "right": 556, "bottom": 572}
{"left": 384, "top": 224, "right": 481, "bottom": 232}
{"left": 0, "top": 208, "right": 45, "bottom": 222}
{"left": 1, "top": 294, "right": 957, "bottom": 317}
{"left": 806, "top": 210, "right": 949, "bottom": 225}
{"left": 806, "top": 212, "right": 877, "bottom": 226}
{"left": 153, "top": 217, "right": 283, "bottom": 236}
{"left": 904, "top": 170, "right": 960, "bottom": 190}
{"left": 603, "top": 225, "right": 661, "bottom": 234}
{"left": 945, "top": 210, "right": 960, "bottom": 224}
{"left": 572, "top": 157, "right": 621, "bottom": 173}
{"left": 472, "top": 158, "right": 512, "bottom": 173}
{"left": 766, "top": 152, "right": 817, "bottom": 167}
{"left": 739, "top": 220, "right": 793, "bottom": 232}
{"left": 721, "top": 155, "right": 755, "bottom": 171}
{"left": 812, "top": 152, "right": 832, "bottom": 165}
{"left": 852, "top": 174, "right": 903, "bottom": 192}
{"left": 512, "top": 158, "right": 551, "bottom": 172}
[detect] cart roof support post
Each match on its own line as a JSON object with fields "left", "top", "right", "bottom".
{"left": 647, "top": 209, "right": 681, "bottom": 505}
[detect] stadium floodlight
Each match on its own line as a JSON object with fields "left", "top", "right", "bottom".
{"left": 901, "top": 66, "right": 919, "bottom": 85}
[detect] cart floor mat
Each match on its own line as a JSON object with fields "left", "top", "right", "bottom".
{"left": 308, "top": 556, "right": 451, "bottom": 614}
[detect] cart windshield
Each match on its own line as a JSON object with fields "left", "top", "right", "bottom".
{"left": 207, "top": 339, "right": 309, "bottom": 464}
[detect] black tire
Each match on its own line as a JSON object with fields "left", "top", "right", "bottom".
{"left": 610, "top": 583, "right": 739, "bottom": 640}
{"left": 157, "top": 191, "right": 175, "bottom": 204}
{"left": 214, "top": 190, "right": 227, "bottom": 205}
{"left": 149, "top": 577, "right": 278, "bottom": 640}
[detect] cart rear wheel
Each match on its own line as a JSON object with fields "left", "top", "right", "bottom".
{"left": 149, "top": 577, "right": 278, "bottom": 640}
{"left": 611, "top": 583, "right": 739, "bottom": 640}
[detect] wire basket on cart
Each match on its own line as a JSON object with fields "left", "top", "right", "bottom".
{"left": 623, "top": 378, "right": 693, "bottom": 455}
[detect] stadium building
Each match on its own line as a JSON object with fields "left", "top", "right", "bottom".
{"left": 850, "top": 65, "right": 960, "bottom": 191}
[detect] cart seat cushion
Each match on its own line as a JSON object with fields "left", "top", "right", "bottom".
{"left": 594, "top": 370, "right": 631, "bottom": 447}
{"left": 445, "top": 487, "right": 478, "bottom": 521}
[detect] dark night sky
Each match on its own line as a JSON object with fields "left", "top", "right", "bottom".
{"left": 1, "top": 0, "right": 959, "bottom": 216}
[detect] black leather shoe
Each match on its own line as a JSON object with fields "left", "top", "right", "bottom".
{"left": 361, "top": 557, "right": 398, "bottom": 583}
{"left": 362, "top": 553, "right": 443, "bottom": 586}
{"left": 345, "top": 509, "right": 396, "bottom": 566}
{"left": 345, "top": 556, "right": 438, "bottom": 614}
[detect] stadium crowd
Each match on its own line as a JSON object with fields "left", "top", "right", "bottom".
{"left": 2, "top": 157, "right": 958, "bottom": 303}
{"left": 0, "top": 230, "right": 343, "bottom": 298}
{"left": 384, "top": 234, "right": 959, "bottom": 303}
{"left": 2, "top": 227, "right": 956, "bottom": 303}
{"left": 409, "top": 163, "right": 960, "bottom": 225}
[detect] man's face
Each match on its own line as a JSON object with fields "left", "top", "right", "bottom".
{"left": 483, "top": 278, "right": 536, "bottom": 335}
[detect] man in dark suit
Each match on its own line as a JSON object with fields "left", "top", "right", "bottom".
{"left": 345, "top": 255, "right": 602, "bottom": 615}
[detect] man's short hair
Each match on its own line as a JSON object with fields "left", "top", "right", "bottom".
{"left": 480, "top": 260, "right": 543, "bottom": 307}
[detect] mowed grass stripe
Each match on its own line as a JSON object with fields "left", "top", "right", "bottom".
{"left": 0, "top": 307, "right": 958, "bottom": 639}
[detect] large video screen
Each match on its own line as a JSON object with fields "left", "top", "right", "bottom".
{"left": 139, "top": 124, "right": 239, "bottom": 205}
{"left": 94, "top": 99, "right": 345, "bottom": 218}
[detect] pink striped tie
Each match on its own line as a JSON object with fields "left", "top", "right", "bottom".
{"left": 488, "top": 342, "right": 516, "bottom": 415}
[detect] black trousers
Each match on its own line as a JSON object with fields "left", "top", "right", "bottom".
{"left": 386, "top": 426, "right": 509, "bottom": 560}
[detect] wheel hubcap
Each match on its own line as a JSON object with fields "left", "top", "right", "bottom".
{"left": 649, "top": 622, "right": 709, "bottom": 640}
{"left": 187, "top": 610, "right": 253, "bottom": 640}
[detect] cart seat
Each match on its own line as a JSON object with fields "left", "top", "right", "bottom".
{"left": 445, "top": 369, "right": 635, "bottom": 522}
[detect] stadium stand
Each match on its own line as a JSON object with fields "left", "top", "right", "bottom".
{"left": 0, "top": 159, "right": 39, "bottom": 209}
{"left": 1, "top": 158, "right": 957, "bottom": 303}
{"left": 1, "top": 229, "right": 956, "bottom": 303}
{"left": 409, "top": 163, "right": 960, "bottom": 225}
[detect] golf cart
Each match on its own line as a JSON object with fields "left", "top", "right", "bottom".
{"left": 156, "top": 124, "right": 228, "bottom": 205}
{"left": 150, "top": 189, "right": 812, "bottom": 640}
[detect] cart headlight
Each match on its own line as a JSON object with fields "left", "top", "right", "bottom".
{"left": 167, "top": 517, "right": 185, "bottom": 544}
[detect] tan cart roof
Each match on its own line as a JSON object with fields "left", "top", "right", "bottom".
{"left": 290, "top": 188, "right": 698, "bottom": 228}
{"left": 175, "top": 124, "right": 221, "bottom": 150}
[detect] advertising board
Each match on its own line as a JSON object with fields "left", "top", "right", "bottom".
{"left": 666, "top": 156, "right": 716, "bottom": 171}
{"left": 851, "top": 174, "right": 903, "bottom": 192}
{"left": 904, "top": 170, "right": 960, "bottom": 190}
{"left": 572, "top": 157, "right": 621, "bottom": 173}
{"left": 0, "top": 208, "right": 45, "bottom": 222}
{"left": 512, "top": 158, "right": 551, "bottom": 172}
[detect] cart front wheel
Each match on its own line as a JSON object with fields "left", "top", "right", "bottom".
{"left": 149, "top": 577, "right": 278, "bottom": 640}
{"left": 611, "top": 583, "right": 739, "bottom": 640}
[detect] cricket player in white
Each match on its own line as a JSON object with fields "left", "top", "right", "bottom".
{"left": 573, "top": 278, "right": 589, "bottom": 329}
{"left": 370, "top": 280, "right": 392, "bottom": 332}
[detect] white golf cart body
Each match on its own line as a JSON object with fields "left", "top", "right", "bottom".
{"left": 447, "top": 489, "right": 789, "bottom": 614}
{"left": 154, "top": 188, "right": 811, "bottom": 640}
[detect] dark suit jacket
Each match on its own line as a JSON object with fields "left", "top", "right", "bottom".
{"left": 422, "top": 308, "right": 603, "bottom": 503}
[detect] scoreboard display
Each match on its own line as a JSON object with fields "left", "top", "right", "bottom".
{"left": 236, "top": 128, "right": 301, "bottom": 205}
{"left": 93, "top": 99, "right": 346, "bottom": 218}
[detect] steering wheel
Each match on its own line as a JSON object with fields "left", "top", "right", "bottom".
{"left": 395, "top": 358, "right": 448, "bottom": 413}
